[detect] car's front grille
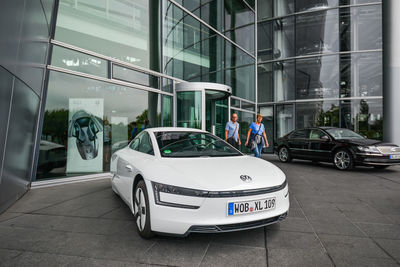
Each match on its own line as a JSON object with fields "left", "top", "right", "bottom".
{"left": 188, "top": 212, "right": 287, "bottom": 234}
{"left": 377, "top": 146, "right": 400, "bottom": 154}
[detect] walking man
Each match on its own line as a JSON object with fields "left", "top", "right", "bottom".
{"left": 225, "top": 113, "right": 241, "bottom": 149}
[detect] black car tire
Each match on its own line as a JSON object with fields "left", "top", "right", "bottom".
{"left": 133, "top": 180, "right": 154, "bottom": 239}
{"left": 278, "top": 146, "right": 292, "bottom": 163}
{"left": 333, "top": 149, "right": 354, "bottom": 171}
{"left": 373, "top": 165, "right": 389, "bottom": 170}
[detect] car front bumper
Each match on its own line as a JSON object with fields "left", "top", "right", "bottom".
{"left": 146, "top": 180, "right": 290, "bottom": 236}
{"left": 355, "top": 153, "right": 400, "bottom": 166}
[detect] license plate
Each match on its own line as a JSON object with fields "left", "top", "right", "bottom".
{"left": 227, "top": 197, "right": 276, "bottom": 216}
{"left": 389, "top": 154, "right": 400, "bottom": 159}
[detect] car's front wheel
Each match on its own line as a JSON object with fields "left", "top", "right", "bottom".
{"left": 278, "top": 146, "right": 292, "bottom": 163}
{"left": 333, "top": 149, "right": 354, "bottom": 170}
{"left": 133, "top": 180, "right": 153, "bottom": 239}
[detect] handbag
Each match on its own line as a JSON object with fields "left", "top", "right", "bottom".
{"left": 227, "top": 123, "right": 238, "bottom": 146}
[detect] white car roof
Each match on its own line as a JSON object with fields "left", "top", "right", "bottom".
{"left": 145, "top": 127, "right": 207, "bottom": 133}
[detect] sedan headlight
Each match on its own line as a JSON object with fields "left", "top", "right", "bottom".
{"left": 357, "top": 146, "right": 381, "bottom": 153}
{"left": 151, "top": 182, "right": 206, "bottom": 209}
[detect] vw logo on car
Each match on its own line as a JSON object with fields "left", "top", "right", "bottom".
{"left": 240, "top": 175, "right": 252, "bottom": 182}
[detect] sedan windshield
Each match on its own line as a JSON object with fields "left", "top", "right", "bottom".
{"left": 155, "top": 131, "right": 242, "bottom": 158}
{"left": 326, "top": 128, "right": 364, "bottom": 140}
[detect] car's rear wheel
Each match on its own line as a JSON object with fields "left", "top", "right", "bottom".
{"left": 333, "top": 149, "right": 354, "bottom": 170}
{"left": 278, "top": 146, "right": 292, "bottom": 163}
{"left": 373, "top": 165, "right": 389, "bottom": 169}
{"left": 133, "top": 180, "right": 153, "bottom": 239}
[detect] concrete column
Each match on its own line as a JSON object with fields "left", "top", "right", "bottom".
{"left": 383, "top": 0, "right": 400, "bottom": 144}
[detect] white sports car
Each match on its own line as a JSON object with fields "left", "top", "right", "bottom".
{"left": 110, "top": 127, "right": 289, "bottom": 238}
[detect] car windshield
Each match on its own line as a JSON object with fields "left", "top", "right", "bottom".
{"left": 326, "top": 128, "right": 364, "bottom": 140}
{"left": 155, "top": 131, "right": 243, "bottom": 158}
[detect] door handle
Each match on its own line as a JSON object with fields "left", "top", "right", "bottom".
{"left": 125, "top": 165, "right": 133, "bottom": 172}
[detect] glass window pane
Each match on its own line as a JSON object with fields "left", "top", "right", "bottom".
{"left": 257, "top": 21, "right": 273, "bottom": 62}
{"left": 55, "top": 0, "right": 150, "bottom": 68}
{"left": 224, "top": 0, "right": 255, "bottom": 31}
{"left": 51, "top": 46, "right": 108, "bottom": 77}
{"left": 259, "top": 106, "right": 274, "bottom": 153}
{"left": 113, "top": 65, "right": 160, "bottom": 88}
{"left": 276, "top": 104, "right": 294, "bottom": 138}
{"left": 274, "top": 0, "right": 295, "bottom": 17}
{"left": 296, "top": 9, "right": 339, "bottom": 56}
{"left": 257, "top": 63, "right": 273, "bottom": 102}
{"left": 273, "top": 16, "right": 295, "bottom": 59}
{"left": 296, "top": 0, "right": 338, "bottom": 12}
{"left": 177, "top": 91, "right": 202, "bottom": 128}
{"left": 340, "top": 5, "right": 382, "bottom": 51}
{"left": 340, "top": 52, "right": 382, "bottom": 98}
{"left": 340, "top": 99, "right": 383, "bottom": 139}
{"left": 38, "top": 71, "right": 166, "bottom": 179}
{"left": 296, "top": 55, "right": 339, "bottom": 100}
{"left": 296, "top": 101, "right": 339, "bottom": 129}
{"left": 225, "top": 65, "right": 255, "bottom": 101}
{"left": 274, "top": 60, "right": 295, "bottom": 101}
{"left": 138, "top": 132, "right": 154, "bottom": 155}
{"left": 225, "top": 24, "right": 255, "bottom": 54}
{"left": 257, "top": 0, "right": 272, "bottom": 20}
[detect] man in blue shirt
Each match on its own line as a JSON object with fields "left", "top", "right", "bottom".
{"left": 225, "top": 113, "right": 241, "bottom": 149}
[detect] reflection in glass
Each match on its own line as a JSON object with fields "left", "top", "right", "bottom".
{"left": 340, "top": 5, "right": 382, "bottom": 51}
{"left": 340, "top": 52, "right": 382, "bottom": 98}
{"left": 273, "top": 16, "right": 295, "bottom": 59}
{"left": 296, "top": 55, "right": 339, "bottom": 99}
{"left": 274, "top": 60, "right": 295, "bottom": 102}
{"left": 38, "top": 71, "right": 171, "bottom": 179}
{"left": 274, "top": 0, "right": 295, "bottom": 17}
{"left": 296, "top": 0, "right": 338, "bottom": 12}
{"left": 276, "top": 104, "right": 294, "bottom": 138}
{"left": 113, "top": 65, "right": 159, "bottom": 88}
{"left": 340, "top": 99, "right": 383, "bottom": 140}
{"left": 225, "top": 24, "right": 255, "bottom": 54}
{"left": 257, "top": 0, "right": 272, "bottom": 20}
{"left": 55, "top": 0, "right": 150, "bottom": 68}
{"left": 177, "top": 91, "right": 202, "bottom": 129}
{"left": 296, "top": 9, "right": 339, "bottom": 56}
{"left": 224, "top": 0, "right": 255, "bottom": 31}
{"left": 257, "top": 63, "right": 273, "bottom": 103}
{"left": 296, "top": 101, "right": 339, "bottom": 129}
{"left": 52, "top": 46, "right": 108, "bottom": 77}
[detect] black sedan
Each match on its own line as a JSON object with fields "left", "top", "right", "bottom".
{"left": 274, "top": 127, "right": 400, "bottom": 170}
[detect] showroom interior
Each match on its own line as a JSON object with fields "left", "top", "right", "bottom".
{"left": 1, "top": 0, "right": 398, "bottom": 213}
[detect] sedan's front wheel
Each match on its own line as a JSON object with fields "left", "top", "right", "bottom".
{"left": 133, "top": 180, "right": 153, "bottom": 238}
{"left": 278, "top": 146, "right": 292, "bottom": 163}
{"left": 333, "top": 149, "right": 354, "bottom": 170}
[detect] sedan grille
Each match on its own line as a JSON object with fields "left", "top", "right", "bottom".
{"left": 377, "top": 146, "right": 400, "bottom": 154}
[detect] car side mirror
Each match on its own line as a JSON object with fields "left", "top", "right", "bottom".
{"left": 321, "top": 135, "right": 330, "bottom": 141}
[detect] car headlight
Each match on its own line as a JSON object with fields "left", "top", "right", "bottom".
{"left": 151, "top": 182, "right": 206, "bottom": 209}
{"left": 357, "top": 146, "right": 381, "bottom": 153}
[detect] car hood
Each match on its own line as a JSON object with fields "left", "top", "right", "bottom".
{"left": 144, "top": 156, "right": 286, "bottom": 191}
{"left": 337, "top": 138, "right": 398, "bottom": 147}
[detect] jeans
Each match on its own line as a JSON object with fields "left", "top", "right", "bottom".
{"left": 253, "top": 142, "right": 263, "bottom": 158}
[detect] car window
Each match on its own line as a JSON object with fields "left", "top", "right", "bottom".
{"left": 290, "top": 129, "right": 309, "bottom": 139}
{"left": 129, "top": 138, "right": 140, "bottom": 151}
{"left": 309, "top": 129, "right": 326, "bottom": 140}
{"left": 138, "top": 132, "right": 154, "bottom": 155}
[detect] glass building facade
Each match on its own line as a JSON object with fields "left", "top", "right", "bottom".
{"left": 257, "top": 0, "right": 383, "bottom": 151}
{"left": 0, "top": 0, "right": 386, "bottom": 191}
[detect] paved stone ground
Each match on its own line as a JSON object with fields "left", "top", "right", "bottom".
{"left": 0, "top": 155, "right": 399, "bottom": 266}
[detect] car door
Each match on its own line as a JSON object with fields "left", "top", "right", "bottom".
{"left": 120, "top": 132, "right": 155, "bottom": 200}
{"left": 308, "top": 129, "right": 335, "bottom": 161}
{"left": 288, "top": 129, "right": 310, "bottom": 158}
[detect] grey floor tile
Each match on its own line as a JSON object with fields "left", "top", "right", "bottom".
{"left": 200, "top": 243, "right": 267, "bottom": 267}
{"left": 211, "top": 227, "right": 265, "bottom": 248}
{"left": 356, "top": 222, "right": 400, "bottom": 239}
{"left": 268, "top": 248, "right": 333, "bottom": 267}
{"left": 0, "top": 248, "right": 24, "bottom": 267}
{"left": 267, "top": 216, "right": 314, "bottom": 233}
{"left": 375, "top": 238, "right": 400, "bottom": 260}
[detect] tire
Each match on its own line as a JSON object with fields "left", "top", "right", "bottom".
{"left": 133, "top": 180, "right": 153, "bottom": 239}
{"left": 333, "top": 149, "right": 354, "bottom": 170}
{"left": 373, "top": 165, "right": 389, "bottom": 170}
{"left": 278, "top": 146, "right": 292, "bottom": 163}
